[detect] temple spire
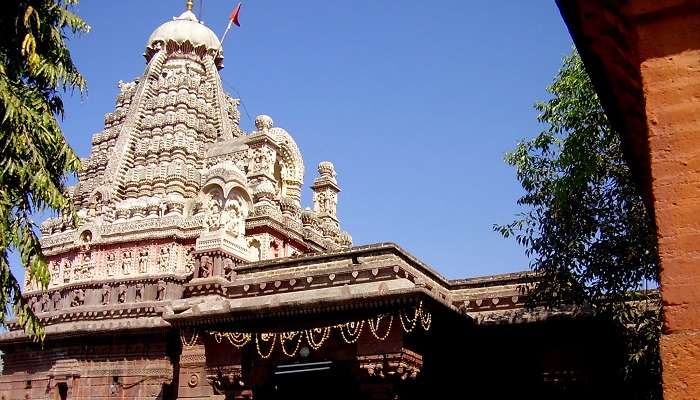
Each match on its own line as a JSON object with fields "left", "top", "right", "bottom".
{"left": 186, "top": 0, "right": 194, "bottom": 11}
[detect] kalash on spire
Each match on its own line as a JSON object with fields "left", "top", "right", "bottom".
{"left": 32, "top": 1, "right": 352, "bottom": 294}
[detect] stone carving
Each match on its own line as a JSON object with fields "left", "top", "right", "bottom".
{"left": 254, "top": 114, "right": 273, "bottom": 132}
{"left": 118, "top": 80, "right": 137, "bottom": 93}
{"left": 31, "top": 295, "right": 48, "bottom": 313}
{"left": 101, "top": 284, "right": 111, "bottom": 305}
{"left": 203, "top": 194, "right": 223, "bottom": 232}
{"left": 135, "top": 283, "right": 144, "bottom": 302}
{"left": 159, "top": 246, "right": 171, "bottom": 272}
{"left": 62, "top": 259, "right": 72, "bottom": 283}
{"left": 200, "top": 256, "right": 213, "bottom": 278}
{"left": 51, "top": 291, "right": 62, "bottom": 311}
{"left": 222, "top": 199, "right": 244, "bottom": 238}
{"left": 184, "top": 247, "right": 195, "bottom": 273}
{"left": 89, "top": 193, "right": 104, "bottom": 218}
{"left": 122, "top": 251, "right": 132, "bottom": 275}
{"left": 49, "top": 261, "right": 60, "bottom": 284}
{"left": 138, "top": 249, "right": 149, "bottom": 273}
{"left": 223, "top": 258, "right": 235, "bottom": 281}
{"left": 250, "top": 147, "right": 274, "bottom": 174}
{"left": 40, "top": 294, "right": 49, "bottom": 312}
{"left": 29, "top": 297, "right": 38, "bottom": 313}
{"left": 71, "top": 289, "right": 85, "bottom": 307}
{"left": 118, "top": 285, "right": 127, "bottom": 303}
{"left": 156, "top": 280, "right": 166, "bottom": 301}
{"left": 106, "top": 253, "right": 116, "bottom": 276}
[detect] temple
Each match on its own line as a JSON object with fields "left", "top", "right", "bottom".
{"left": 0, "top": 6, "right": 627, "bottom": 400}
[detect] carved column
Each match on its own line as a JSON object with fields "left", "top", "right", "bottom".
{"left": 311, "top": 161, "right": 340, "bottom": 227}
{"left": 248, "top": 116, "right": 279, "bottom": 197}
{"left": 355, "top": 317, "right": 423, "bottom": 399}
{"left": 204, "top": 332, "right": 247, "bottom": 399}
{"left": 178, "top": 329, "right": 213, "bottom": 399}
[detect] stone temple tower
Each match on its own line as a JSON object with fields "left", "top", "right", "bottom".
{"left": 32, "top": 6, "right": 352, "bottom": 297}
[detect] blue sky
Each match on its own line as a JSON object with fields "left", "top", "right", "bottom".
{"left": 20, "top": 1, "right": 573, "bottom": 281}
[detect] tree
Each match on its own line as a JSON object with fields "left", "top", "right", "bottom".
{"left": 495, "top": 51, "right": 661, "bottom": 398}
{"left": 0, "top": 0, "right": 88, "bottom": 339}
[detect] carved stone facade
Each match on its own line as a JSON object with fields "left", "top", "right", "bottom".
{"left": 32, "top": 7, "right": 351, "bottom": 299}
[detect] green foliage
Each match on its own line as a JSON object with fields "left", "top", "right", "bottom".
{"left": 496, "top": 51, "right": 661, "bottom": 398}
{"left": 0, "top": 0, "right": 88, "bottom": 340}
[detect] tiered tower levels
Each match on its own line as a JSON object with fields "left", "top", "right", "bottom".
{"left": 29, "top": 10, "right": 352, "bottom": 305}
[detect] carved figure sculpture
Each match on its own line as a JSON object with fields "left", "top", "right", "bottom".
{"left": 159, "top": 246, "right": 170, "bottom": 272}
{"left": 184, "top": 247, "right": 195, "bottom": 273}
{"left": 40, "top": 294, "right": 49, "bottom": 313}
{"left": 138, "top": 249, "right": 149, "bottom": 273}
{"left": 222, "top": 199, "right": 244, "bottom": 238}
{"left": 49, "top": 261, "right": 60, "bottom": 284}
{"left": 156, "top": 280, "right": 166, "bottom": 301}
{"left": 101, "top": 284, "right": 111, "bottom": 305}
{"left": 106, "top": 253, "right": 116, "bottom": 276}
{"left": 200, "top": 256, "right": 213, "bottom": 278}
{"left": 51, "top": 291, "right": 62, "bottom": 311}
{"left": 135, "top": 283, "right": 144, "bottom": 302}
{"left": 71, "top": 289, "right": 85, "bottom": 307}
{"left": 122, "top": 251, "right": 132, "bottom": 275}
{"left": 203, "top": 194, "right": 222, "bottom": 231}
{"left": 118, "top": 285, "right": 127, "bottom": 303}
{"left": 223, "top": 258, "right": 235, "bottom": 281}
{"left": 29, "top": 297, "right": 39, "bottom": 313}
{"left": 63, "top": 259, "right": 72, "bottom": 283}
{"left": 81, "top": 252, "right": 92, "bottom": 279}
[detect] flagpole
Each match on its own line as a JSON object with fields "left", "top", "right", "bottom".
{"left": 216, "top": 3, "right": 241, "bottom": 57}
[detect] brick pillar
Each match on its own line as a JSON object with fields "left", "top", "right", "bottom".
{"left": 634, "top": 7, "right": 700, "bottom": 399}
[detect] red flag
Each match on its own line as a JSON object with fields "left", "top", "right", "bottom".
{"left": 229, "top": 3, "right": 242, "bottom": 27}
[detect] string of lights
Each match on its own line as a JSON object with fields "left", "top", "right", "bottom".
{"left": 206, "top": 302, "right": 432, "bottom": 358}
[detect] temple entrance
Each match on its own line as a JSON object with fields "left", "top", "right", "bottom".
{"left": 255, "top": 360, "right": 360, "bottom": 400}
{"left": 57, "top": 383, "right": 68, "bottom": 400}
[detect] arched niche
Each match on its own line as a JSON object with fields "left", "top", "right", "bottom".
{"left": 270, "top": 127, "right": 304, "bottom": 201}
{"left": 248, "top": 239, "right": 262, "bottom": 261}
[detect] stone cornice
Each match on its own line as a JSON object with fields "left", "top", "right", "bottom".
{"left": 0, "top": 316, "right": 170, "bottom": 344}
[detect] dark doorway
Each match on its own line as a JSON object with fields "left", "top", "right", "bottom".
{"left": 256, "top": 360, "right": 360, "bottom": 400}
{"left": 57, "top": 383, "right": 68, "bottom": 400}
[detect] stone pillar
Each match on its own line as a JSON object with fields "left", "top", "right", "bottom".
{"left": 178, "top": 329, "right": 214, "bottom": 399}
{"left": 557, "top": 2, "right": 700, "bottom": 398}
{"left": 248, "top": 115, "right": 279, "bottom": 197}
{"left": 632, "top": 6, "right": 700, "bottom": 399}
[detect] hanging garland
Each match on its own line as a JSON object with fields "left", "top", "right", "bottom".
{"left": 255, "top": 333, "right": 277, "bottom": 359}
{"left": 180, "top": 330, "right": 199, "bottom": 347}
{"left": 368, "top": 314, "right": 393, "bottom": 341}
{"left": 307, "top": 327, "right": 331, "bottom": 350}
{"left": 212, "top": 331, "right": 252, "bottom": 348}
{"left": 280, "top": 331, "right": 305, "bottom": 357}
{"left": 207, "top": 301, "right": 432, "bottom": 359}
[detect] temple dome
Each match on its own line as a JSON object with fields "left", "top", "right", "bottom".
{"left": 147, "top": 10, "right": 220, "bottom": 51}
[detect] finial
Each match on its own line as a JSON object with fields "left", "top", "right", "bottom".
{"left": 186, "top": 0, "right": 194, "bottom": 11}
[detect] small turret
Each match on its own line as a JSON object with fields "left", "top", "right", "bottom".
{"left": 312, "top": 161, "right": 340, "bottom": 226}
